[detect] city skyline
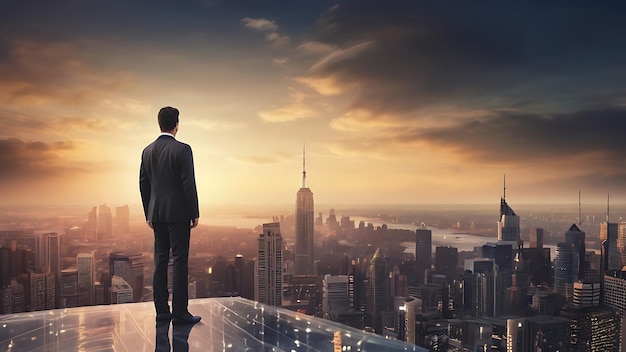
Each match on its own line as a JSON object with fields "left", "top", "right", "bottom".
{"left": 2, "top": 1, "right": 626, "bottom": 207}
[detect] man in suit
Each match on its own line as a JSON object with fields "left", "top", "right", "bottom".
{"left": 140, "top": 106, "right": 201, "bottom": 325}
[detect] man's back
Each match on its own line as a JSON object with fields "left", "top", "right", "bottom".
{"left": 140, "top": 135, "right": 199, "bottom": 223}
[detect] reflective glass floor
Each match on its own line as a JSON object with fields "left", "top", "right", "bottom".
{"left": 1, "top": 297, "right": 424, "bottom": 352}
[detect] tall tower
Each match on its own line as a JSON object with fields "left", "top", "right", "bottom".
{"left": 115, "top": 205, "right": 130, "bottom": 235}
{"left": 367, "top": 248, "right": 389, "bottom": 334}
{"left": 415, "top": 229, "right": 432, "bottom": 285}
{"left": 256, "top": 222, "right": 283, "bottom": 306}
{"left": 77, "top": 252, "right": 95, "bottom": 306}
{"left": 294, "top": 145, "right": 315, "bottom": 275}
{"left": 498, "top": 176, "right": 520, "bottom": 243}
{"left": 97, "top": 204, "right": 113, "bottom": 240}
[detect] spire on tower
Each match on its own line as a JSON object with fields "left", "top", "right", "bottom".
{"left": 301, "top": 142, "right": 307, "bottom": 189}
{"left": 503, "top": 174, "right": 506, "bottom": 200}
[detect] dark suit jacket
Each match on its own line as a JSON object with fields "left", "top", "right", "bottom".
{"left": 140, "top": 135, "right": 200, "bottom": 223}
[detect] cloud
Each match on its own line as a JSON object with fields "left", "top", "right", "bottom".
{"left": 266, "top": 32, "right": 291, "bottom": 47}
{"left": 416, "top": 108, "right": 626, "bottom": 163}
{"left": 0, "top": 138, "right": 84, "bottom": 181}
{"left": 241, "top": 17, "right": 290, "bottom": 47}
{"left": 0, "top": 39, "right": 137, "bottom": 108}
{"left": 302, "top": 1, "right": 626, "bottom": 118}
{"left": 259, "top": 88, "right": 318, "bottom": 122}
{"left": 231, "top": 151, "right": 293, "bottom": 165}
{"left": 330, "top": 107, "right": 626, "bottom": 170}
{"left": 241, "top": 17, "right": 279, "bottom": 32}
{"left": 298, "top": 41, "right": 335, "bottom": 55}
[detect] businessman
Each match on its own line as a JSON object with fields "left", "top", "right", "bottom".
{"left": 140, "top": 106, "right": 201, "bottom": 325}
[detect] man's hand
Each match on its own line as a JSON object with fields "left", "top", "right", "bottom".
{"left": 146, "top": 221, "right": 153, "bottom": 229}
{"left": 191, "top": 218, "right": 199, "bottom": 228}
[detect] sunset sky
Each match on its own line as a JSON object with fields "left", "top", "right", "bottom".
{"left": 1, "top": 1, "right": 626, "bottom": 209}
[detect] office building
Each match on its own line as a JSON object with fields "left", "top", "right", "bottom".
{"left": 60, "top": 268, "right": 79, "bottom": 308}
{"left": 115, "top": 205, "right": 130, "bottom": 235}
{"left": 498, "top": 196, "right": 520, "bottom": 243}
{"left": 602, "top": 221, "right": 622, "bottom": 272}
{"left": 77, "top": 252, "right": 95, "bottom": 306}
{"left": 109, "top": 252, "right": 144, "bottom": 302}
{"left": 530, "top": 227, "right": 544, "bottom": 249}
{"left": 561, "top": 306, "right": 620, "bottom": 352}
{"left": 29, "top": 270, "right": 55, "bottom": 311}
{"left": 434, "top": 246, "right": 458, "bottom": 282}
{"left": 110, "top": 275, "right": 133, "bottom": 304}
{"left": 87, "top": 207, "right": 98, "bottom": 239}
{"left": 572, "top": 281, "right": 600, "bottom": 308}
{"left": 256, "top": 222, "right": 282, "bottom": 306}
{"left": 367, "top": 248, "right": 389, "bottom": 334}
{"left": 604, "top": 275, "right": 626, "bottom": 352}
{"left": 294, "top": 148, "right": 314, "bottom": 275}
{"left": 322, "top": 274, "right": 349, "bottom": 320}
{"left": 97, "top": 204, "right": 113, "bottom": 240}
{"left": 415, "top": 229, "right": 432, "bottom": 285}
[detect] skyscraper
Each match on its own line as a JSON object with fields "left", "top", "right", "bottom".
{"left": 294, "top": 147, "right": 314, "bottom": 275}
{"left": 256, "top": 222, "right": 283, "bottom": 306}
{"left": 498, "top": 197, "right": 520, "bottom": 242}
{"left": 109, "top": 252, "right": 144, "bottom": 302}
{"left": 323, "top": 274, "right": 349, "bottom": 320}
{"left": 77, "top": 252, "right": 95, "bottom": 306}
{"left": 115, "top": 205, "right": 130, "bottom": 235}
{"left": 601, "top": 221, "right": 621, "bottom": 272}
{"left": 415, "top": 229, "right": 432, "bottom": 285}
{"left": 97, "top": 204, "right": 112, "bottom": 240}
{"left": 87, "top": 207, "right": 97, "bottom": 239}
{"left": 435, "top": 246, "right": 458, "bottom": 282}
{"left": 367, "top": 248, "right": 389, "bottom": 334}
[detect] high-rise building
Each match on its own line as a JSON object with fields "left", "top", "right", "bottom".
{"left": 323, "top": 274, "right": 349, "bottom": 320}
{"left": 295, "top": 147, "right": 314, "bottom": 275}
{"left": 39, "top": 233, "right": 61, "bottom": 277}
{"left": 29, "top": 270, "right": 55, "bottom": 311}
{"left": 434, "top": 246, "right": 458, "bottom": 282}
{"left": 115, "top": 205, "right": 130, "bottom": 235}
{"left": 619, "top": 222, "right": 626, "bottom": 267}
{"left": 601, "top": 221, "right": 622, "bottom": 272}
{"left": 415, "top": 229, "right": 432, "bottom": 285}
{"left": 367, "top": 248, "right": 389, "bottom": 334}
{"left": 77, "top": 252, "right": 95, "bottom": 306}
{"left": 530, "top": 227, "right": 544, "bottom": 249}
{"left": 97, "top": 204, "right": 113, "bottom": 240}
{"left": 498, "top": 197, "right": 520, "bottom": 243}
{"left": 60, "top": 268, "right": 79, "bottom": 308}
{"left": 0, "top": 246, "right": 10, "bottom": 287}
{"left": 87, "top": 207, "right": 98, "bottom": 239}
{"left": 554, "top": 242, "right": 574, "bottom": 299}
{"left": 109, "top": 252, "right": 144, "bottom": 302}
{"left": 561, "top": 306, "right": 620, "bottom": 352}
{"left": 572, "top": 281, "right": 600, "bottom": 308}
{"left": 256, "top": 222, "right": 283, "bottom": 306}
{"left": 110, "top": 275, "right": 133, "bottom": 304}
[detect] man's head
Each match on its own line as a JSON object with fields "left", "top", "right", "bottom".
{"left": 158, "top": 106, "right": 179, "bottom": 134}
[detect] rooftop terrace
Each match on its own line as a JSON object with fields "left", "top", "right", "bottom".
{"left": 1, "top": 297, "right": 424, "bottom": 351}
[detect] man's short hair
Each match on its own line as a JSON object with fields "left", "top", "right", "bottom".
{"left": 158, "top": 106, "right": 179, "bottom": 132}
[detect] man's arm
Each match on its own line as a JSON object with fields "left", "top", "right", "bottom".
{"left": 139, "top": 150, "right": 152, "bottom": 222}
{"left": 180, "top": 144, "right": 200, "bottom": 220}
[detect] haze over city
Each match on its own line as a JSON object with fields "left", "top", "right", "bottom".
{"left": 1, "top": 1, "right": 625, "bottom": 207}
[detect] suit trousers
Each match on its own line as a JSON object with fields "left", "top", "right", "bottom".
{"left": 153, "top": 222, "right": 191, "bottom": 316}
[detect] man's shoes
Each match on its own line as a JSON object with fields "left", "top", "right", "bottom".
{"left": 156, "top": 312, "right": 172, "bottom": 322}
{"left": 172, "top": 312, "right": 201, "bottom": 325}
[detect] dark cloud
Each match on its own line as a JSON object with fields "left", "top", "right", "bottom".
{"left": 307, "top": 1, "right": 626, "bottom": 115}
{"left": 412, "top": 107, "right": 626, "bottom": 164}
{"left": 0, "top": 138, "right": 83, "bottom": 181}
{"left": 526, "top": 172, "right": 626, "bottom": 203}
